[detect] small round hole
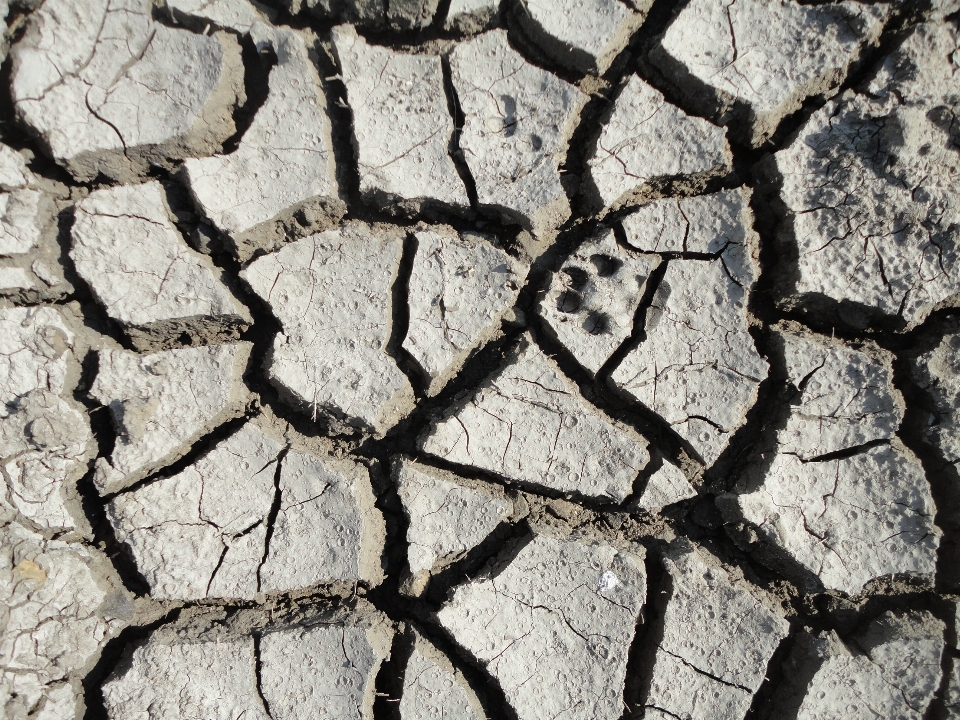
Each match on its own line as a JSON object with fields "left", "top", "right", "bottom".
{"left": 563, "top": 267, "right": 589, "bottom": 290}
{"left": 583, "top": 312, "right": 610, "bottom": 335}
{"left": 557, "top": 290, "right": 582, "bottom": 313}
{"left": 590, "top": 254, "right": 621, "bottom": 277}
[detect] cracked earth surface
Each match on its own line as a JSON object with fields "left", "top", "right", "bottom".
{"left": 0, "top": 0, "right": 959, "bottom": 719}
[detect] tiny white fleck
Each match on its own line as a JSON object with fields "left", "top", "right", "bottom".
{"left": 598, "top": 571, "right": 619, "bottom": 591}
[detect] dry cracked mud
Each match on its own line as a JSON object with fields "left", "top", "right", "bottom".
{"left": 0, "top": 1, "right": 959, "bottom": 719}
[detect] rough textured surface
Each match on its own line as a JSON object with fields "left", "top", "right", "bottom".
{"left": 772, "top": 329, "right": 904, "bottom": 459}
{"left": 0, "top": 186, "right": 67, "bottom": 304}
{"left": 779, "top": 612, "right": 945, "bottom": 720}
{"left": 773, "top": 21, "right": 960, "bottom": 329}
{"left": 0, "top": 145, "right": 32, "bottom": 191}
{"left": 913, "top": 331, "right": 960, "bottom": 471}
{"left": 184, "top": 22, "right": 342, "bottom": 261}
{"left": 651, "top": 0, "right": 888, "bottom": 146}
{"left": 586, "top": 75, "right": 732, "bottom": 210}
{"left": 395, "top": 458, "right": 512, "bottom": 595}
{"left": 280, "top": 0, "right": 436, "bottom": 30}
{"left": 165, "top": 0, "right": 276, "bottom": 32}
{"left": 445, "top": 0, "right": 498, "bottom": 32}
{"left": 107, "top": 421, "right": 283, "bottom": 600}
{"left": 241, "top": 224, "right": 414, "bottom": 436}
{"left": 631, "top": 461, "right": 696, "bottom": 514}
{"left": 3, "top": 521, "right": 130, "bottom": 720}
{"left": 102, "top": 611, "right": 391, "bottom": 720}
{"left": 437, "top": 530, "right": 646, "bottom": 720}
{"left": 279, "top": 0, "right": 369, "bottom": 22}
{"left": 259, "top": 617, "right": 393, "bottom": 720}
{"left": 644, "top": 544, "right": 789, "bottom": 720}
{"left": 90, "top": 342, "right": 252, "bottom": 494}
{"left": 620, "top": 187, "right": 754, "bottom": 256}
{"left": 449, "top": 30, "right": 587, "bottom": 236}
{"left": 731, "top": 444, "right": 939, "bottom": 594}
{"left": 420, "top": 334, "right": 649, "bottom": 501}
{"left": 0, "top": 267, "right": 35, "bottom": 291}
{"left": 388, "top": 0, "right": 441, "bottom": 30}
{"left": 0, "top": 189, "right": 50, "bottom": 257}
{"left": 72, "top": 182, "right": 250, "bottom": 348}
{"left": 258, "top": 448, "right": 385, "bottom": 593}
{"left": 516, "top": 0, "right": 648, "bottom": 75}
{"left": 404, "top": 227, "right": 527, "bottom": 395}
{"left": 4, "top": 5, "right": 960, "bottom": 718}
{"left": 539, "top": 228, "right": 659, "bottom": 375}
{"left": 10, "top": 0, "right": 244, "bottom": 181}
{"left": 332, "top": 27, "right": 469, "bottom": 213}
{"left": 949, "top": 666, "right": 960, "bottom": 720}
{"left": 611, "top": 191, "right": 766, "bottom": 465}
{"left": 0, "top": 306, "right": 92, "bottom": 532}
{"left": 401, "top": 629, "right": 486, "bottom": 720}
{"left": 854, "top": 611, "right": 946, "bottom": 713}
{"left": 103, "top": 636, "right": 267, "bottom": 720}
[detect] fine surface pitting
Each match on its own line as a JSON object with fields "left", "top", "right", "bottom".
{"left": 1, "top": 2, "right": 957, "bottom": 720}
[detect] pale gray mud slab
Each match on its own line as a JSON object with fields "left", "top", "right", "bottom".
{"left": 774, "top": 611, "right": 945, "bottom": 719}
{"left": 914, "top": 331, "right": 960, "bottom": 472}
{"left": 258, "top": 614, "right": 393, "bottom": 719}
{"left": 9, "top": 0, "right": 245, "bottom": 182}
{"left": 448, "top": 30, "right": 587, "bottom": 237}
{"left": 400, "top": 628, "right": 487, "bottom": 720}
{"left": 620, "top": 187, "right": 755, "bottom": 259}
{"left": 258, "top": 446, "right": 385, "bottom": 593}
{"left": 102, "top": 606, "right": 391, "bottom": 720}
{"left": 643, "top": 543, "right": 789, "bottom": 720}
{"left": 419, "top": 333, "right": 650, "bottom": 501}
{"left": 90, "top": 342, "right": 252, "bottom": 494}
{"left": 71, "top": 182, "right": 251, "bottom": 349}
{"left": 650, "top": 0, "right": 888, "bottom": 146}
{"left": 727, "top": 443, "right": 939, "bottom": 595}
{"left": 404, "top": 226, "right": 527, "bottom": 395}
{"left": 437, "top": 529, "right": 646, "bottom": 720}
{"left": 0, "top": 189, "right": 49, "bottom": 257}
{"left": 946, "top": 600, "right": 960, "bottom": 719}
{"left": 770, "top": 327, "right": 904, "bottom": 459}
{"left": 610, "top": 189, "right": 766, "bottom": 466}
{"left": 332, "top": 26, "right": 469, "bottom": 214}
{"left": 164, "top": 0, "right": 276, "bottom": 33}
{"left": 630, "top": 460, "right": 696, "bottom": 515}
{"left": 773, "top": 21, "right": 960, "bottom": 330}
{"left": 0, "top": 145, "right": 32, "bottom": 192}
{"left": 184, "top": 22, "right": 343, "bottom": 262}
{"left": 0, "top": 189, "right": 70, "bottom": 304}
{"left": 241, "top": 223, "right": 414, "bottom": 436}
{"left": 2, "top": 521, "right": 131, "bottom": 720}
{"left": 539, "top": 228, "right": 660, "bottom": 375}
{"left": 514, "top": 0, "right": 650, "bottom": 75}
{"left": 0, "top": 170, "right": 65, "bottom": 304}
{"left": 0, "top": 145, "right": 60, "bottom": 300}
{"left": 394, "top": 457, "right": 514, "bottom": 595}
{"left": 107, "top": 420, "right": 283, "bottom": 601}
{"left": 585, "top": 74, "right": 732, "bottom": 211}
{"left": 103, "top": 636, "right": 268, "bottom": 720}
{"left": 0, "top": 306, "right": 93, "bottom": 532}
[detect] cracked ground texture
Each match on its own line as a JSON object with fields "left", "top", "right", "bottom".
{"left": 0, "top": 1, "right": 959, "bottom": 719}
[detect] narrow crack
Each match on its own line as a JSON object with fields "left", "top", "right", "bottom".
{"left": 4, "top": 3, "right": 958, "bottom": 718}
{"left": 257, "top": 448, "right": 288, "bottom": 593}
{"left": 253, "top": 633, "right": 276, "bottom": 720}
